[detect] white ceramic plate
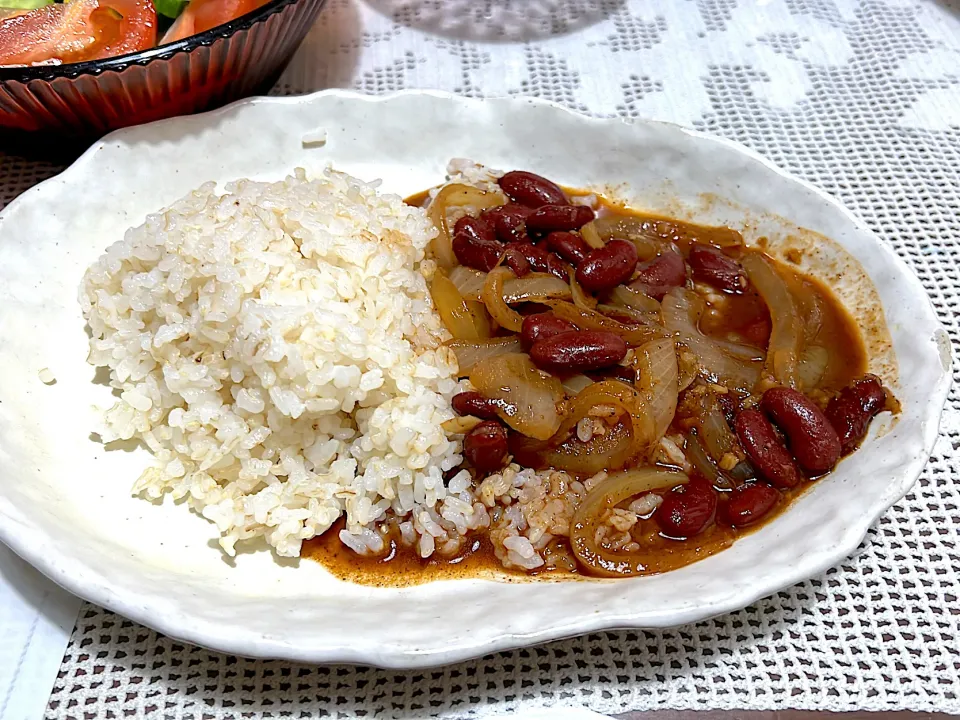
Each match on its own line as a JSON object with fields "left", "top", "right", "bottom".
{"left": 0, "top": 91, "right": 949, "bottom": 667}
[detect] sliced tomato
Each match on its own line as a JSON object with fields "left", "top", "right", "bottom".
{"left": 0, "top": 0, "right": 156, "bottom": 66}
{"left": 161, "top": 0, "right": 268, "bottom": 44}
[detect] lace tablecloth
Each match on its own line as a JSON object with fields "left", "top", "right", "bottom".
{"left": 0, "top": 0, "right": 958, "bottom": 717}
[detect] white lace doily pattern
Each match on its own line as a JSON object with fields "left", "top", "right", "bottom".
{"left": 1, "top": 0, "right": 956, "bottom": 717}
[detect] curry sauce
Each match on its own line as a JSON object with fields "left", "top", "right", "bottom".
{"left": 304, "top": 189, "right": 872, "bottom": 585}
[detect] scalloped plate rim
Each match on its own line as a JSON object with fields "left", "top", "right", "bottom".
{"left": 0, "top": 90, "right": 950, "bottom": 667}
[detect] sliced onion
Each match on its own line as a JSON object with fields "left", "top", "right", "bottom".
{"left": 503, "top": 273, "right": 572, "bottom": 303}
{"left": 570, "top": 467, "right": 690, "bottom": 577}
{"left": 598, "top": 304, "right": 643, "bottom": 323}
{"left": 562, "top": 374, "right": 595, "bottom": 394}
{"left": 580, "top": 221, "right": 605, "bottom": 249}
{"left": 597, "top": 304, "right": 660, "bottom": 329}
{"left": 796, "top": 287, "right": 825, "bottom": 343}
{"left": 546, "top": 300, "right": 661, "bottom": 347}
{"left": 701, "top": 227, "right": 744, "bottom": 248}
{"left": 514, "top": 374, "right": 668, "bottom": 474}
{"left": 700, "top": 408, "right": 736, "bottom": 463}
{"left": 609, "top": 285, "right": 662, "bottom": 315}
{"left": 741, "top": 252, "right": 802, "bottom": 389}
{"left": 448, "top": 336, "right": 522, "bottom": 375}
{"left": 568, "top": 267, "right": 599, "bottom": 310}
{"left": 467, "top": 300, "right": 492, "bottom": 338}
{"left": 449, "top": 265, "right": 487, "bottom": 302}
{"left": 548, "top": 380, "right": 657, "bottom": 470}
{"left": 797, "top": 345, "right": 829, "bottom": 389}
{"left": 635, "top": 337, "right": 678, "bottom": 441}
{"left": 428, "top": 183, "right": 505, "bottom": 268}
{"left": 691, "top": 391, "right": 739, "bottom": 464}
{"left": 677, "top": 348, "right": 699, "bottom": 391}
{"left": 514, "top": 419, "right": 635, "bottom": 475}
{"left": 441, "top": 416, "right": 483, "bottom": 434}
{"left": 592, "top": 215, "right": 666, "bottom": 260}
{"left": 465, "top": 267, "right": 571, "bottom": 323}
{"left": 482, "top": 267, "right": 523, "bottom": 332}
{"left": 661, "top": 288, "right": 762, "bottom": 391}
{"left": 551, "top": 380, "right": 646, "bottom": 440}
{"left": 712, "top": 337, "right": 767, "bottom": 361}
{"left": 470, "top": 352, "right": 564, "bottom": 440}
{"left": 593, "top": 215, "right": 744, "bottom": 258}
{"left": 430, "top": 269, "right": 492, "bottom": 340}
{"left": 684, "top": 432, "right": 721, "bottom": 484}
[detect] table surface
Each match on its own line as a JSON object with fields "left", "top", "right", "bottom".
{"left": 1, "top": 0, "right": 959, "bottom": 718}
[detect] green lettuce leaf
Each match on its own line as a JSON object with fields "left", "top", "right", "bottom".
{"left": 153, "top": 0, "right": 187, "bottom": 20}
{"left": 0, "top": 0, "right": 53, "bottom": 9}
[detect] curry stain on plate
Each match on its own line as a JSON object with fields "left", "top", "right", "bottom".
{"left": 302, "top": 518, "right": 528, "bottom": 587}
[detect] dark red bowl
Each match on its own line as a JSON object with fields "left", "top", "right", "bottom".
{"left": 0, "top": 0, "right": 326, "bottom": 135}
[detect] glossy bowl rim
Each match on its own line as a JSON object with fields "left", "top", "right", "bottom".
{"left": 0, "top": 0, "right": 312, "bottom": 84}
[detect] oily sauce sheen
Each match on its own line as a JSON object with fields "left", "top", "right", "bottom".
{"left": 304, "top": 194, "right": 868, "bottom": 586}
{"left": 303, "top": 517, "right": 506, "bottom": 587}
{"left": 305, "top": 485, "right": 807, "bottom": 586}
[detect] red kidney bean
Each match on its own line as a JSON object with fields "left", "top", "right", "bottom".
{"left": 733, "top": 408, "right": 802, "bottom": 488}
{"left": 529, "top": 330, "right": 627, "bottom": 373}
{"left": 761, "top": 387, "right": 841, "bottom": 474}
{"left": 628, "top": 250, "right": 688, "bottom": 300}
{"left": 452, "top": 216, "right": 502, "bottom": 272}
{"left": 546, "top": 231, "right": 590, "bottom": 264}
{"left": 525, "top": 204, "right": 595, "bottom": 232}
{"left": 740, "top": 317, "right": 771, "bottom": 347}
{"left": 453, "top": 214, "right": 495, "bottom": 244}
{"left": 575, "top": 239, "right": 639, "bottom": 292}
{"left": 481, "top": 203, "right": 533, "bottom": 244}
{"left": 825, "top": 375, "right": 887, "bottom": 455}
{"left": 689, "top": 244, "right": 747, "bottom": 293}
{"left": 520, "top": 313, "right": 577, "bottom": 352}
{"left": 657, "top": 481, "right": 717, "bottom": 538}
{"left": 502, "top": 245, "right": 532, "bottom": 277}
{"left": 724, "top": 483, "right": 779, "bottom": 528}
{"left": 498, "top": 171, "right": 568, "bottom": 208}
{"left": 463, "top": 421, "right": 509, "bottom": 473}
{"left": 451, "top": 392, "right": 500, "bottom": 420}
{"left": 507, "top": 242, "right": 568, "bottom": 280}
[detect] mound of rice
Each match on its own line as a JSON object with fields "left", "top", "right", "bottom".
{"left": 81, "top": 161, "right": 653, "bottom": 573}
{"left": 80, "top": 168, "right": 467, "bottom": 557}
